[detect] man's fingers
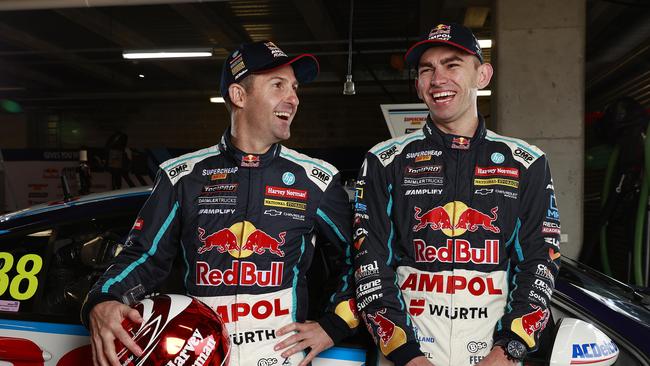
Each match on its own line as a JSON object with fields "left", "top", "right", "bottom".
{"left": 274, "top": 333, "right": 302, "bottom": 351}
{"left": 276, "top": 322, "right": 298, "bottom": 336}
{"left": 101, "top": 331, "right": 122, "bottom": 366}
{"left": 92, "top": 335, "right": 106, "bottom": 366}
{"left": 298, "top": 349, "right": 318, "bottom": 366}
{"left": 126, "top": 308, "right": 143, "bottom": 323}
{"left": 114, "top": 326, "right": 143, "bottom": 357}
{"left": 280, "top": 341, "right": 308, "bottom": 359}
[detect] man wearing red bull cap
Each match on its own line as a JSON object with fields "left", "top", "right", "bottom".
{"left": 353, "top": 23, "right": 561, "bottom": 366}
{"left": 82, "top": 40, "right": 358, "bottom": 366}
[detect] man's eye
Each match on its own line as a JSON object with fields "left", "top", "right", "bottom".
{"left": 419, "top": 68, "right": 432, "bottom": 75}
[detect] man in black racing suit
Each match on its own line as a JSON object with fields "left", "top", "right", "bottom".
{"left": 82, "top": 41, "right": 359, "bottom": 366}
{"left": 353, "top": 23, "right": 561, "bottom": 366}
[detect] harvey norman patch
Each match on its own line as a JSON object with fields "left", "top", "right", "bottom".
{"left": 474, "top": 178, "right": 519, "bottom": 189}
{"left": 474, "top": 166, "right": 519, "bottom": 179}
{"left": 264, "top": 198, "right": 307, "bottom": 211}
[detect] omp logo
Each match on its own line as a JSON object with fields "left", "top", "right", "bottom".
{"left": 168, "top": 163, "right": 188, "bottom": 177}
{"left": 379, "top": 145, "right": 398, "bottom": 161}
{"left": 514, "top": 148, "right": 534, "bottom": 162}
{"left": 311, "top": 167, "right": 331, "bottom": 184}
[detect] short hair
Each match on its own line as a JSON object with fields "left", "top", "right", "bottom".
{"left": 224, "top": 75, "right": 256, "bottom": 113}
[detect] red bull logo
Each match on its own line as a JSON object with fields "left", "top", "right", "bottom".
{"left": 366, "top": 309, "right": 408, "bottom": 356}
{"left": 197, "top": 222, "right": 285, "bottom": 258}
{"left": 198, "top": 227, "right": 238, "bottom": 254}
{"left": 412, "top": 202, "right": 500, "bottom": 236}
{"left": 511, "top": 304, "right": 549, "bottom": 348}
{"left": 414, "top": 238, "right": 499, "bottom": 264}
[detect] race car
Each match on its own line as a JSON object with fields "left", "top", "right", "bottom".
{"left": 0, "top": 187, "right": 647, "bottom": 365}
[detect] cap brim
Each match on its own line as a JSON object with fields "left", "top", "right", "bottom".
{"left": 405, "top": 39, "right": 479, "bottom": 66}
{"left": 254, "top": 54, "right": 320, "bottom": 84}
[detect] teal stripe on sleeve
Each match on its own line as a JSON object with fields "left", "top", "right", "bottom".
{"left": 102, "top": 202, "right": 180, "bottom": 293}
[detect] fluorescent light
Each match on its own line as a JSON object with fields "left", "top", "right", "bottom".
{"left": 123, "top": 49, "right": 213, "bottom": 60}
{"left": 478, "top": 39, "right": 492, "bottom": 49}
{"left": 478, "top": 90, "right": 491, "bottom": 96}
{"left": 210, "top": 97, "right": 225, "bottom": 103}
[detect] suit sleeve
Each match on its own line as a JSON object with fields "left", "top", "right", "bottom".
{"left": 81, "top": 170, "right": 182, "bottom": 327}
{"left": 494, "top": 156, "right": 561, "bottom": 351}
{"left": 314, "top": 173, "right": 359, "bottom": 344}
{"left": 353, "top": 154, "right": 424, "bottom": 366}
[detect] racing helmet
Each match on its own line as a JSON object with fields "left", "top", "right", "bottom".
{"left": 116, "top": 294, "right": 229, "bottom": 366}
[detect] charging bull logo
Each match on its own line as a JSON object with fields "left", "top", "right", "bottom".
{"left": 198, "top": 227, "right": 238, "bottom": 254}
{"left": 511, "top": 304, "right": 549, "bottom": 348}
{"left": 366, "top": 309, "right": 407, "bottom": 356}
{"left": 335, "top": 298, "right": 360, "bottom": 329}
{"left": 197, "top": 221, "right": 285, "bottom": 258}
{"left": 412, "top": 202, "right": 500, "bottom": 236}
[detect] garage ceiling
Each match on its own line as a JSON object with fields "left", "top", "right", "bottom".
{"left": 0, "top": 0, "right": 648, "bottom": 110}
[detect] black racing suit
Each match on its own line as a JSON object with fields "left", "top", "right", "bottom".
{"left": 353, "top": 117, "right": 560, "bottom": 366}
{"left": 82, "top": 130, "right": 359, "bottom": 365}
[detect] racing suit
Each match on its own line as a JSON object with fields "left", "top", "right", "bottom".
{"left": 82, "top": 129, "right": 359, "bottom": 365}
{"left": 353, "top": 116, "right": 561, "bottom": 366}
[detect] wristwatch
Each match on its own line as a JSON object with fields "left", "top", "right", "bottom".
{"left": 494, "top": 339, "right": 527, "bottom": 362}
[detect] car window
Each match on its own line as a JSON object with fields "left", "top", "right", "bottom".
{"left": 0, "top": 208, "right": 143, "bottom": 323}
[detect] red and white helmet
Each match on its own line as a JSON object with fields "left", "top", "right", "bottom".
{"left": 117, "top": 294, "right": 229, "bottom": 366}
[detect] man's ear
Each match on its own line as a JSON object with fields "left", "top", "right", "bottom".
{"left": 229, "top": 83, "right": 247, "bottom": 109}
{"left": 476, "top": 63, "right": 494, "bottom": 89}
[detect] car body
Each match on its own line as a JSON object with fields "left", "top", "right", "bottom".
{"left": 0, "top": 187, "right": 648, "bottom": 365}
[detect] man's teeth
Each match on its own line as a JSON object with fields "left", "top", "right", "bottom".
{"left": 274, "top": 111, "right": 291, "bottom": 118}
{"left": 432, "top": 91, "right": 456, "bottom": 99}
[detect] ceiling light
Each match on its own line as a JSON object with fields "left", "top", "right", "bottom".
{"left": 210, "top": 97, "right": 225, "bottom": 103}
{"left": 123, "top": 48, "right": 213, "bottom": 60}
{"left": 138, "top": 74, "right": 145, "bottom": 78}
{"left": 478, "top": 90, "right": 491, "bottom": 96}
{"left": 478, "top": 39, "right": 492, "bottom": 49}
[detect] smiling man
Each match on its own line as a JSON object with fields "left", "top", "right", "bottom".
{"left": 353, "top": 24, "right": 561, "bottom": 366}
{"left": 82, "top": 41, "right": 358, "bottom": 366}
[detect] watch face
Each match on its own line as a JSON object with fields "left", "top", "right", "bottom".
{"left": 507, "top": 340, "right": 527, "bottom": 360}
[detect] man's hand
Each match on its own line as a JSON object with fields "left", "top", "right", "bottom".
{"left": 476, "top": 347, "right": 518, "bottom": 366}
{"left": 89, "top": 300, "right": 144, "bottom": 366}
{"left": 274, "top": 320, "right": 334, "bottom": 366}
{"left": 405, "top": 356, "right": 435, "bottom": 366}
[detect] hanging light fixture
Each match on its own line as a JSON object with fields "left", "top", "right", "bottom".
{"left": 343, "top": 0, "right": 355, "bottom": 95}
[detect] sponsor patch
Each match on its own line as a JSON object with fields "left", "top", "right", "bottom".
{"left": 167, "top": 162, "right": 188, "bottom": 178}
{"left": 211, "top": 173, "right": 228, "bottom": 180}
{"left": 511, "top": 304, "right": 549, "bottom": 348}
{"left": 546, "top": 194, "right": 560, "bottom": 221}
{"left": 542, "top": 221, "right": 561, "bottom": 234}
{"left": 198, "top": 208, "right": 235, "bottom": 215}
{"left": 215, "top": 298, "right": 289, "bottom": 323}
{"left": 198, "top": 196, "right": 237, "bottom": 206}
{"left": 355, "top": 260, "right": 379, "bottom": 281}
{"left": 203, "top": 183, "right": 238, "bottom": 194}
{"left": 310, "top": 167, "right": 331, "bottom": 184}
{"left": 379, "top": 145, "right": 398, "bottom": 162}
{"left": 282, "top": 172, "right": 295, "bottom": 186}
{"left": 405, "top": 150, "right": 442, "bottom": 160}
{"left": 451, "top": 136, "right": 470, "bottom": 150}
{"left": 265, "top": 186, "right": 308, "bottom": 201}
{"left": 203, "top": 167, "right": 238, "bottom": 176}
{"left": 474, "top": 178, "right": 519, "bottom": 189}
{"left": 474, "top": 166, "right": 519, "bottom": 178}
{"left": 264, "top": 198, "right": 306, "bottom": 211}
{"left": 264, "top": 209, "right": 305, "bottom": 221}
{"left": 133, "top": 218, "right": 144, "bottom": 230}
{"left": 491, "top": 152, "right": 505, "bottom": 164}
{"left": 467, "top": 341, "right": 488, "bottom": 354}
{"left": 367, "top": 309, "right": 408, "bottom": 355}
{"left": 196, "top": 260, "right": 283, "bottom": 287}
{"left": 241, "top": 154, "right": 260, "bottom": 167}
{"left": 403, "top": 176, "right": 444, "bottom": 186}
{"left": 230, "top": 329, "right": 277, "bottom": 346}
{"left": 405, "top": 165, "right": 442, "bottom": 176}
{"left": 356, "top": 278, "right": 382, "bottom": 297}
{"left": 405, "top": 188, "right": 443, "bottom": 195}
{"left": 400, "top": 273, "right": 503, "bottom": 295}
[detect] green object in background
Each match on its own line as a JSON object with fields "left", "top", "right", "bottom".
{"left": 585, "top": 144, "right": 615, "bottom": 170}
{"left": 634, "top": 122, "right": 650, "bottom": 286}
{"left": 0, "top": 99, "right": 22, "bottom": 113}
{"left": 599, "top": 145, "right": 619, "bottom": 277}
